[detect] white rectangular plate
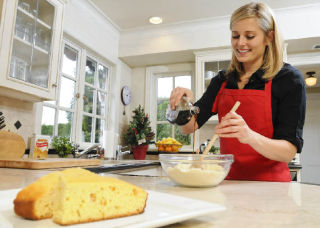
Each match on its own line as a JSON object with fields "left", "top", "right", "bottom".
{"left": 0, "top": 189, "right": 225, "bottom": 228}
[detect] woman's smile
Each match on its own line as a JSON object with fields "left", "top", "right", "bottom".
{"left": 237, "top": 48, "right": 251, "bottom": 55}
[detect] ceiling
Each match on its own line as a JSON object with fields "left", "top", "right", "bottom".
{"left": 89, "top": 0, "right": 320, "bottom": 86}
{"left": 89, "top": 0, "right": 320, "bottom": 55}
{"left": 90, "top": 0, "right": 320, "bottom": 30}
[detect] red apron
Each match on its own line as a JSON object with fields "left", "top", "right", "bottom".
{"left": 212, "top": 80, "right": 291, "bottom": 182}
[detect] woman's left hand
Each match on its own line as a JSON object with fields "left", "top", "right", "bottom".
{"left": 215, "top": 111, "right": 255, "bottom": 144}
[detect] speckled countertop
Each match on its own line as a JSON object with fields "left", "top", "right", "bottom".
{"left": 1, "top": 160, "right": 319, "bottom": 227}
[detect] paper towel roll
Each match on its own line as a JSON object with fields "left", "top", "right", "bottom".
{"left": 103, "top": 131, "right": 119, "bottom": 159}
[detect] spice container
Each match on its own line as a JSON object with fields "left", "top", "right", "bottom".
{"left": 29, "top": 134, "right": 50, "bottom": 159}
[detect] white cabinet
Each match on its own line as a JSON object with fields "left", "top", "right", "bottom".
{"left": 0, "top": 0, "right": 64, "bottom": 102}
{"left": 194, "top": 49, "right": 232, "bottom": 123}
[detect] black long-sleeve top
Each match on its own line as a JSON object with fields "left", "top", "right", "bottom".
{"left": 194, "top": 63, "right": 306, "bottom": 153}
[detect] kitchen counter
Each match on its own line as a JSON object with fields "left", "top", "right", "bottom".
{"left": 1, "top": 160, "right": 320, "bottom": 227}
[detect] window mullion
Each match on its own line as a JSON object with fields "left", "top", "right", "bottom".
{"left": 61, "top": 73, "right": 77, "bottom": 82}
{"left": 91, "top": 64, "right": 98, "bottom": 143}
{"left": 54, "top": 46, "right": 62, "bottom": 136}
{"left": 56, "top": 106, "right": 75, "bottom": 113}
{"left": 75, "top": 47, "right": 87, "bottom": 144}
{"left": 156, "top": 120, "right": 169, "bottom": 124}
{"left": 154, "top": 75, "right": 159, "bottom": 140}
{"left": 54, "top": 107, "right": 59, "bottom": 136}
{"left": 172, "top": 125, "right": 175, "bottom": 138}
{"left": 91, "top": 91, "right": 97, "bottom": 143}
{"left": 91, "top": 117, "right": 96, "bottom": 143}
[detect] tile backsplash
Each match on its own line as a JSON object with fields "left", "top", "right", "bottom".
{"left": 0, "top": 96, "right": 35, "bottom": 148}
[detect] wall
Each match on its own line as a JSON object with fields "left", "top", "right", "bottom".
{"left": 131, "top": 67, "right": 146, "bottom": 110}
{"left": 63, "top": 0, "right": 120, "bottom": 64}
{"left": 301, "top": 93, "right": 320, "bottom": 184}
{"left": 119, "top": 67, "right": 147, "bottom": 141}
{"left": 0, "top": 97, "right": 35, "bottom": 147}
{"left": 117, "top": 61, "right": 132, "bottom": 144}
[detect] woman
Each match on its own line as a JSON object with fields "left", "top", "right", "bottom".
{"left": 169, "top": 2, "right": 306, "bottom": 182}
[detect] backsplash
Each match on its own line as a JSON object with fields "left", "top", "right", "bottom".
{"left": 0, "top": 96, "right": 35, "bottom": 148}
{"left": 198, "top": 123, "right": 220, "bottom": 148}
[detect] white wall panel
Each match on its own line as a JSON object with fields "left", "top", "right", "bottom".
{"left": 64, "top": 0, "right": 120, "bottom": 64}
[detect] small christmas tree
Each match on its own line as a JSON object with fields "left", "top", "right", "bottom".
{"left": 123, "top": 105, "right": 155, "bottom": 146}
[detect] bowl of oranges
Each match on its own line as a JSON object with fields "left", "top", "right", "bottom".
{"left": 155, "top": 137, "right": 182, "bottom": 152}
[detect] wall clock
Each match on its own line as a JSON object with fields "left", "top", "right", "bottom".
{"left": 121, "top": 85, "right": 131, "bottom": 115}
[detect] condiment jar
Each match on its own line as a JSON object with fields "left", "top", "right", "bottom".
{"left": 166, "top": 96, "right": 200, "bottom": 125}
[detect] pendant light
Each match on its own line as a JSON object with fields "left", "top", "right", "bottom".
{"left": 305, "top": 71, "right": 317, "bottom": 87}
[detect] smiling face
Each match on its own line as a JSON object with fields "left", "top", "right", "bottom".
{"left": 231, "top": 17, "right": 268, "bottom": 69}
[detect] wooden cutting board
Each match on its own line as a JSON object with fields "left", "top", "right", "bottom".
{"left": 0, "top": 158, "right": 101, "bottom": 169}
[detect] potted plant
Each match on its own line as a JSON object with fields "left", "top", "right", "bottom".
{"left": 123, "top": 105, "right": 155, "bottom": 159}
{"left": 51, "top": 136, "right": 74, "bottom": 158}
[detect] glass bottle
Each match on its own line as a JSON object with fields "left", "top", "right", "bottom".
{"left": 166, "top": 96, "right": 200, "bottom": 125}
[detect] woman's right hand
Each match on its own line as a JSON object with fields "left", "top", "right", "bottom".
{"left": 169, "top": 87, "right": 194, "bottom": 110}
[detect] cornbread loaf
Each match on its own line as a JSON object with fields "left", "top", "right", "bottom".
{"left": 13, "top": 168, "right": 96, "bottom": 220}
{"left": 53, "top": 172, "right": 148, "bottom": 225}
{"left": 13, "top": 168, "right": 148, "bottom": 225}
{"left": 0, "top": 131, "right": 26, "bottom": 159}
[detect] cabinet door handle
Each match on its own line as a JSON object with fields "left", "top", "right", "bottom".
{"left": 52, "top": 83, "right": 57, "bottom": 87}
{"left": 76, "top": 93, "right": 80, "bottom": 99}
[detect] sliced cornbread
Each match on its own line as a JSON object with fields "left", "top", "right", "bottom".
{"left": 13, "top": 167, "right": 148, "bottom": 225}
{"left": 14, "top": 168, "right": 96, "bottom": 220}
{"left": 53, "top": 173, "right": 148, "bottom": 225}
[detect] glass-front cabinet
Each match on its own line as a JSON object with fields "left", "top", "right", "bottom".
{"left": 194, "top": 49, "right": 232, "bottom": 123}
{"left": 194, "top": 49, "right": 232, "bottom": 148}
{"left": 204, "top": 61, "right": 230, "bottom": 91}
{"left": 0, "top": 0, "right": 64, "bottom": 101}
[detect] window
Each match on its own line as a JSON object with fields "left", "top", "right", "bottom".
{"left": 82, "top": 58, "right": 109, "bottom": 143}
{"left": 41, "top": 44, "right": 78, "bottom": 138}
{"left": 145, "top": 63, "right": 195, "bottom": 150}
{"left": 40, "top": 40, "right": 111, "bottom": 145}
{"left": 156, "top": 75, "right": 192, "bottom": 145}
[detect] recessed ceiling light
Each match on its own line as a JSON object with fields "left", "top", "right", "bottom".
{"left": 149, "top": 16, "right": 163, "bottom": 25}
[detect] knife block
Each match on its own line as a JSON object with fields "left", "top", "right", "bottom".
{"left": 0, "top": 131, "right": 26, "bottom": 159}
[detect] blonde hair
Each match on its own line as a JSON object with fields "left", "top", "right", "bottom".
{"left": 227, "top": 2, "right": 284, "bottom": 80}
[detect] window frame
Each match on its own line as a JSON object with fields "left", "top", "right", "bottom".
{"left": 145, "top": 63, "right": 195, "bottom": 151}
{"left": 38, "top": 41, "right": 81, "bottom": 140}
{"left": 36, "top": 38, "right": 112, "bottom": 149}
{"left": 77, "top": 53, "right": 112, "bottom": 146}
{"left": 156, "top": 73, "right": 192, "bottom": 141}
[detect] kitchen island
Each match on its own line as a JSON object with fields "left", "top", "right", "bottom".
{"left": 0, "top": 160, "right": 319, "bottom": 228}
